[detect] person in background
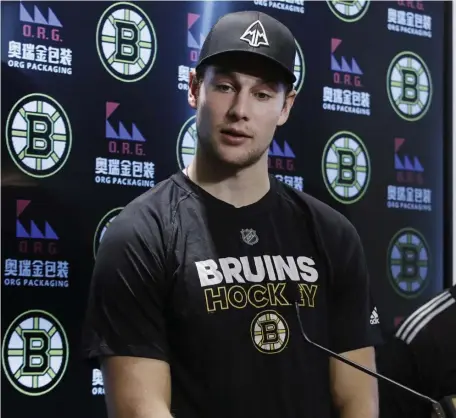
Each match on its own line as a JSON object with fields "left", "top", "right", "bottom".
{"left": 83, "top": 10, "right": 381, "bottom": 418}
{"left": 377, "top": 284, "right": 456, "bottom": 418}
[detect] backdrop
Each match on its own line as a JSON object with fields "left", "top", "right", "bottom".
{"left": 1, "top": 1, "right": 446, "bottom": 416}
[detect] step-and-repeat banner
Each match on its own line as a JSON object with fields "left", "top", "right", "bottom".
{"left": 1, "top": 1, "right": 446, "bottom": 417}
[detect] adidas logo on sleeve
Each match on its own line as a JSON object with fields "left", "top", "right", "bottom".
{"left": 370, "top": 307, "right": 380, "bottom": 325}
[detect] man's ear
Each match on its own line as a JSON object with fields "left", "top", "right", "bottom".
{"left": 277, "top": 90, "right": 297, "bottom": 126}
{"left": 188, "top": 70, "right": 199, "bottom": 109}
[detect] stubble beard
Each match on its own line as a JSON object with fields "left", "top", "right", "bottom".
{"left": 196, "top": 130, "right": 270, "bottom": 172}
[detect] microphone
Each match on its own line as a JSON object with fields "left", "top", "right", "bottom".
{"left": 294, "top": 302, "right": 456, "bottom": 418}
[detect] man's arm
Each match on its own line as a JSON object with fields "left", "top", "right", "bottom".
{"left": 376, "top": 329, "right": 431, "bottom": 418}
{"left": 327, "top": 218, "right": 381, "bottom": 418}
{"left": 102, "top": 357, "right": 172, "bottom": 418}
{"left": 82, "top": 202, "right": 173, "bottom": 418}
{"left": 330, "top": 347, "right": 378, "bottom": 418}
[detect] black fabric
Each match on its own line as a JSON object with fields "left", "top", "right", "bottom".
{"left": 197, "top": 10, "right": 297, "bottom": 84}
{"left": 83, "top": 171, "right": 381, "bottom": 418}
{"left": 377, "top": 285, "right": 456, "bottom": 418}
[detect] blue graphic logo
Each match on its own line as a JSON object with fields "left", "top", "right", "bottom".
{"left": 387, "top": 228, "right": 430, "bottom": 298}
{"left": 268, "top": 139, "right": 295, "bottom": 172}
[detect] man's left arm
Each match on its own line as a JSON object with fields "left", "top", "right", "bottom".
{"left": 330, "top": 347, "right": 378, "bottom": 418}
{"left": 328, "top": 221, "right": 382, "bottom": 418}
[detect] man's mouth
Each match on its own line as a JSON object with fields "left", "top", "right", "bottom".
{"left": 220, "top": 128, "right": 252, "bottom": 138}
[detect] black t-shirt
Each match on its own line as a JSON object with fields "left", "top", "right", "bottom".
{"left": 377, "top": 285, "right": 456, "bottom": 418}
{"left": 83, "top": 171, "right": 381, "bottom": 418}
{"left": 377, "top": 286, "right": 456, "bottom": 418}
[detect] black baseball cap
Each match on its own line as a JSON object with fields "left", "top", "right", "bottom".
{"left": 196, "top": 11, "right": 297, "bottom": 84}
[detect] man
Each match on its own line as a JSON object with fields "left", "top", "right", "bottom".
{"left": 377, "top": 285, "right": 456, "bottom": 418}
{"left": 83, "top": 10, "right": 380, "bottom": 418}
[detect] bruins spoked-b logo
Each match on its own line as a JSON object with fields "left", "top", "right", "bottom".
{"left": 251, "top": 310, "right": 289, "bottom": 354}
{"left": 5, "top": 94, "right": 72, "bottom": 178}
{"left": 326, "top": 0, "right": 370, "bottom": 22}
{"left": 96, "top": 2, "right": 157, "bottom": 82}
{"left": 176, "top": 116, "right": 197, "bottom": 170}
{"left": 2, "top": 310, "right": 69, "bottom": 396}
{"left": 387, "top": 228, "right": 430, "bottom": 299}
{"left": 93, "top": 207, "right": 124, "bottom": 258}
{"left": 322, "top": 131, "right": 370, "bottom": 204}
{"left": 387, "top": 52, "right": 432, "bottom": 121}
{"left": 293, "top": 40, "right": 305, "bottom": 95}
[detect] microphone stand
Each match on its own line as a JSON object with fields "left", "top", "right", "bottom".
{"left": 294, "top": 302, "right": 455, "bottom": 418}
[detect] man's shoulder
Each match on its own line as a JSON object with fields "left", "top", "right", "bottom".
{"left": 274, "top": 179, "right": 358, "bottom": 241}
{"left": 394, "top": 287, "right": 456, "bottom": 347}
{"left": 112, "top": 173, "right": 193, "bottom": 232}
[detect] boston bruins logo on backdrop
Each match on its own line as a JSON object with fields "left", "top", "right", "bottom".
{"left": 387, "top": 228, "right": 430, "bottom": 298}
{"left": 387, "top": 51, "right": 432, "bottom": 121}
{"left": 326, "top": 0, "right": 370, "bottom": 22}
{"left": 176, "top": 116, "right": 197, "bottom": 169}
{"left": 96, "top": 2, "right": 157, "bottom": 82}
{"left": 2, "top": 310, "right": 69, "bottom": 396}
{"left": 322, "top": 131, "right": 370, "bottom": 204}
{"left": 293, "top": 40, "right": 305, "bottom": 94}
{"left": 5, "top": 94, "right": 72, "bottom": 178}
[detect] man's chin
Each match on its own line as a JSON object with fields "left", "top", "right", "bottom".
{"left": 213, "top": 152, "right": 260, "bottom": 170}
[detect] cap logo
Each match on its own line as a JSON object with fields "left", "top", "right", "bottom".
{"left": 239, "top": 20, "right": 269, "bottom": 48}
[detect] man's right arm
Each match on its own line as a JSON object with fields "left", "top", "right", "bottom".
{"left": 82, "top": 203, "right": 173, "bottom": 418}
{"left": 376, "top": 336, "right": 429, "bottom": 418}
{"left": 102, "top": 356, "right": 172, "bottom": 418}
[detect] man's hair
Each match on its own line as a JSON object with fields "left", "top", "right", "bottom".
{"left": 192, "top": 65, "right": 294, "bottom": 97}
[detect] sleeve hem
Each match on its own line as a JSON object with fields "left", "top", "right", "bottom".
{"left": 331, "top": 337, "right": 380, "bottom": 355}
{"left": 84, "top": 344, "right": 169, "bottom": 368}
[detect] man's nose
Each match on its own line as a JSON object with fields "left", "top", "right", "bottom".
{"left": 227, "top": 90, "right": 250, "bottom": 121}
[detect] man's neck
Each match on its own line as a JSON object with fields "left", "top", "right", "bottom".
{"left": 186, "top": 152, "right": 270, "bottom": 208}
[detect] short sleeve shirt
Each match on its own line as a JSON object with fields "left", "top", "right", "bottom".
{"left": 377, "top": 286, "right": 456, "bottom": 418}
{"left": 83, "top": 171, "right": 381, "bottom": 418}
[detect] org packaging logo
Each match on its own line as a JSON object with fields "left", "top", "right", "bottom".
{"left": 93, "top": 207, "right": 124, "bottom": 258}
{"left": 322, "top": 38, "right": 371, "bottom": 117}
{"left": 2, "top": 310, "right": 69, "bottom": 396}
{"left": 322, "top": 131, "right": 370, "bottom": 204}
{"left": 5, "top": 94, "right": 72, "bottom": 179}
{"left": 3, "top": 199, "right": 70, "bottom": 289}
{"left": 387, "top": 1, "right": 432, "bottom": 39}
{"left": 92, "top": 368, "right": 105, "bottom": 396}
{"left": 253, "top": 0, "right": 305, "bottom": 15}
{"left": 96, "top": 2, "right": 157, "bottom": 82}
{"left": 176, "top": 117, "right": 304, "bottom": 191}
{"left": 268, "top": 140, "right": 304, "bottom": 191}
{"left": 7, "top": 3, "right": 72, "bottom": 75}
{"left": 327, "top": 0, "right": 370, "bottom": 22}
{"left": 387, "top": 51, "right": 432, "bottom": 121}
{"left": 387, "top": 137, "right": 432, "bottom": 212}
{"left": 387, "top": 228, "right": 430, "bottom": 298}
{"left": 94, "top": 102, "right": 155, "bottom": 188}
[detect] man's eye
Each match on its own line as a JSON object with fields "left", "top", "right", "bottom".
{"left": 255, "top": 92, "right": 271, "bottom": 100}
{"left": 215, "top": 84, "right": 234, "bottom": 92}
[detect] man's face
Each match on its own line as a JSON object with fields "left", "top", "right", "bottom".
{"left": 188, "top": 55, "right": 296, "bottom": 170}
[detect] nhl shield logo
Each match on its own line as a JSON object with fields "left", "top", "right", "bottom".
{"left": 241, "top": 229, "right": 259, "bottom": 245}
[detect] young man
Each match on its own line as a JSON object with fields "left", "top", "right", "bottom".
{"left": 377, "top": 285, "right": 456, "bottom": 418}
{"left": 83, "top": 10, "right": 380, "bottom": 418}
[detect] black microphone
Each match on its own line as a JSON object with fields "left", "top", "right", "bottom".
{"left": 294, "top": 302, "right": 455, "bottom": 418}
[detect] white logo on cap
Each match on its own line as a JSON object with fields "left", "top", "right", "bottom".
{"left": 239, "top": 20, "right": 269, "bottom": 48}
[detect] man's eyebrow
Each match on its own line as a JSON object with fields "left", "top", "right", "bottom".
{"left": 211, "top": 68, "right": 281, "bottom": 90}
{"left": 212, "top": 68, "right": 236, "bottom": 78}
